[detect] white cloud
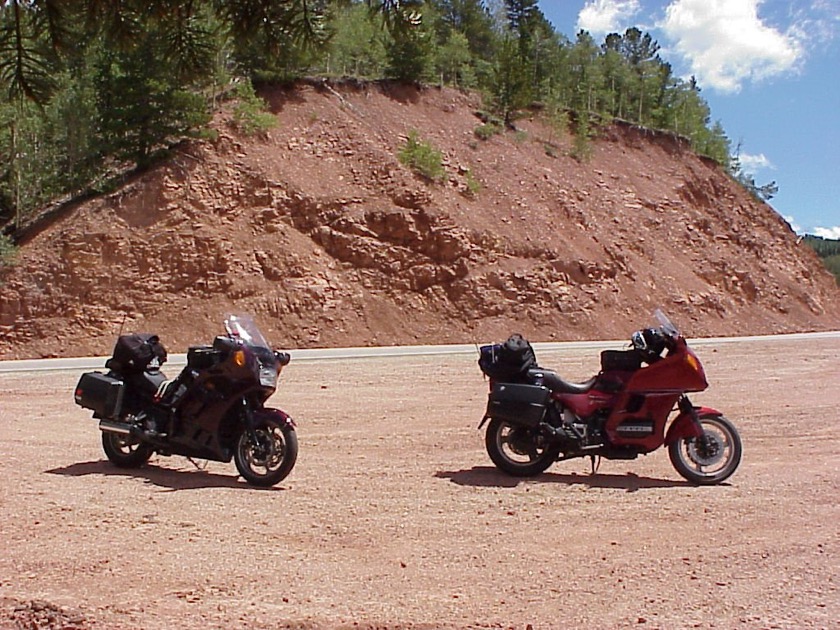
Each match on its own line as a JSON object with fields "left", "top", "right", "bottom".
{"left": 788, "top": 0, "right": 840, "bottom": 49}
{"left": 659, "top": 0, "right": 804, "bottom": 93}
{"left": 813, "top": 226, "right": 840, "bottom": 239}
{"left": 738, "top": 152, "right": 774, "bottom": 172}
{"left": 577, "top": 0, "right": 641, "bottom": 35}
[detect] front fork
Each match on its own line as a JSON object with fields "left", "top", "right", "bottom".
{"left": 665, "top": 395, "right": 709, "bottom": 444}
{"left": 241, "top": 398, "right": 261, "bottom": 445}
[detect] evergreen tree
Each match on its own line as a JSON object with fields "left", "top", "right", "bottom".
{"left": 327, "top": 2, "right": 387, "bottom": 78}
{"left": 431, "top": 0, "right": 496, "bottom": 61}
{"left": 615, "top": 27, "right": 661, "bottom": 125}
{"left": 491, "top": 33, "right": 530, "bottom": 125}
{"left": 384, "top": 6, "right": 434, "bottom": 81}
{"left": 94, "top": 35, "right": 210, "bottom": 168}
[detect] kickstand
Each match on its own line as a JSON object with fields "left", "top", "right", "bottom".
{"left": 589, "top": 455, "right": 601, "bottom": 475}
{"left": 187, "top": 457, "right": 208, "bottom": 471}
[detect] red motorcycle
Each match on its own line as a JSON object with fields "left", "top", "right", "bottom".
{"left": 478, "top": 310, "right": 742, "bottom": 485}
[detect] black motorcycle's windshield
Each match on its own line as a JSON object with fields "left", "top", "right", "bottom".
{"left": 225, "top": 314, "right": 271, "bottom": 350}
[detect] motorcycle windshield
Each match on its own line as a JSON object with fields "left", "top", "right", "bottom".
{"left": 225, "top": 314, "right": 271, "bottom": 351}
{"left": 654, "top": 308, "right": 680, "bottom": 338}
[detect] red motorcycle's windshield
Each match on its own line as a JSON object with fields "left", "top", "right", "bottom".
{"left": 654, "top": 308, "right": 680, "bottom": 339}
{"left": 225, "top": 314, "right": 271, "bottom": 350}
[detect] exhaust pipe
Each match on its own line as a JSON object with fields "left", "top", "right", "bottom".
{"left": 98, "top": 420, "right": 132, "bottom": 435}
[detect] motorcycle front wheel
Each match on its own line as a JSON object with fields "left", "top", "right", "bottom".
{"left": 101, "top": 431, "right": 154, "bottom": 468}
{"left": 668, "top": 414, "right": 742, "bottom": 485}
{"left": 485, "top": 417, "right": 560, "bottom": 477}
{"left": 234, "top": 418, "right": 298, "bottom": 487}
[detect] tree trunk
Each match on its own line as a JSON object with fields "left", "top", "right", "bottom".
{"left": 11, "top": 118, "right": 20, "bottom": 229}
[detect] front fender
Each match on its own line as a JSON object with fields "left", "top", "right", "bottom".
{"left": 665, "top": 405, "right": 720, "bottom": 444}
{"left": 254, "top": 407, "right": 296, "bottom": 428}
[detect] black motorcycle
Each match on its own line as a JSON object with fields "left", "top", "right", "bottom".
{"left": 74, "top": 314, "right": 298, "bottom": 487}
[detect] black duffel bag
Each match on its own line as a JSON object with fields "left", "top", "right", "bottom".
{"left": 107, "top": 333, "right": 167, "bottom": 373}
{"left": 479, "top": 333, "right": 538, "bottom": 381}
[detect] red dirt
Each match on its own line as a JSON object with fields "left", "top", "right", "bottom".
{"left": 1, "top": 334, "right": 839, "bottom": 629}
{"left": 1, "top": 81, "right": 838, "bottom": 360}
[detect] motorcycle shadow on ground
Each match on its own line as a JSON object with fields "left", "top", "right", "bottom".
{"left": 435, "top": 466, "right": 690, "bottom": 492}
{"left": 46, "top": 459, "right": 280, "bottom": 492}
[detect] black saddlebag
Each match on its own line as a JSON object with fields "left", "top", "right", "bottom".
{"left": 74, "top": 372, "right": 125, "bottom": 418}
{"left": 485, "top": 382, "right": 550, "bottom": 427}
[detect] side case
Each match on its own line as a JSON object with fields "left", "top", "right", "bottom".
{"left": 486, "top": 383, "right": 550, "bottom": 427}
{"left": 74, "top": 372, "right": 125, "bottom": 418}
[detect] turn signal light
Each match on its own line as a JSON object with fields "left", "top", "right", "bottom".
{"left": 233, "top": 350, "right": 246, "bottom": 367}
{"left": 686, "top": 353, "right": 700, "bottom": 373}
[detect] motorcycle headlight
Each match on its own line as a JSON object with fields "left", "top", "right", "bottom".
{"left": 259, "top": 366, "right": 278, "bottom": 388}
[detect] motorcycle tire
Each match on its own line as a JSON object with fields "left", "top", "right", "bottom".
{"left": 101, "top": 431, "right": 154, "bottom": 468}
{"left": 485, "top": 417, "right": 560, "bottom": 477}
{"left": 234, "top": 418, "right": 298, "bottom": 487}
{"left": 668, "top": 413, "right": 742, "bottom": 485}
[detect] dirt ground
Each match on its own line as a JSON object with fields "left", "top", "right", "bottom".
{"left": 1, "top": 335, "right": 838, "bottom": 630}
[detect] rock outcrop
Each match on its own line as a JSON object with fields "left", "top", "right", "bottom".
{"left": 1, "top": 81, "right": 837, "bottom": 359}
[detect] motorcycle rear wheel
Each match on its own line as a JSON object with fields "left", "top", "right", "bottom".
{"left": 485, "top": 417, "right": 560, "bottom": 477}
{"left": 234, "top": 418, "right": 298, "bottom": 487}
{"left": 101, "top": 431, "right": 154, "bottom": 468}
{"left": 668, "top": 413, "right": 742, "bottom": 485}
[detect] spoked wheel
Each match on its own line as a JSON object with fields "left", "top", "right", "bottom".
{"left": 101, "top": 431, "right": 154, "bottom": 468}
{"left": 234, "top": 418, "right": 298, "bottom": 487}
{"left": 484, "top": 417, "right": 560, "bottom": 477}
{"left": 669, "top": 414, "right": 742, "bottom": 485}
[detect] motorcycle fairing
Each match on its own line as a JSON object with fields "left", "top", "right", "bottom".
{"left": 604, "top": 391, "right": 681, "bottom": 451}
{"left": 625, "top": 344, "right": 708, "bottom": 394}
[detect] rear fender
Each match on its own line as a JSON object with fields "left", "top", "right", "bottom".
{"left": 665, "top": 405, "right": 720, "bottom": 444}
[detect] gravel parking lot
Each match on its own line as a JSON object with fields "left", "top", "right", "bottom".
{"left": 1, "top": 335, "right": 838, "bottom": 629}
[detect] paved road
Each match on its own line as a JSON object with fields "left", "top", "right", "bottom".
{"left": 1, "top": 330, "right": 838, "bottom": 373}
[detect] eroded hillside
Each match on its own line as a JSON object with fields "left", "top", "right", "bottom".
{"left": 1, "top": 81, "right": 838, "bottom": 359}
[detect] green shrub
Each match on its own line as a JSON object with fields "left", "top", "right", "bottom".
{"left": 474, "top": 122, "right": 502, "bottom": 141}
{"left": 464, "top": 169, "right": 480, "bottom": 196}
{"left": 0, "top": 233, "right": 17, "bottom": 269}
{"left": 398, "top": 130, "right": 445, "bottom": 182}
{"left": 232, "top": 81, "right": 277, "bottom": 136}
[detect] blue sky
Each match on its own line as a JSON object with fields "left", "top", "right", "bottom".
{"left": 536, "top": 0, "right": 840, "bottom": 238}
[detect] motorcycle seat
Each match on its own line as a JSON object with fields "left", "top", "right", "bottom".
{"left": 528, "top": 368, "right": 597, "bottom": 394}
